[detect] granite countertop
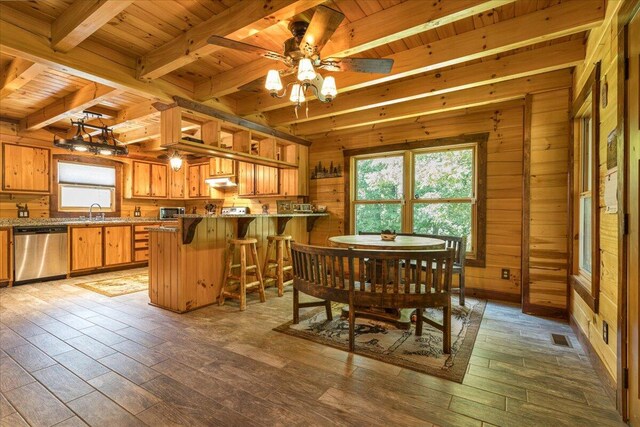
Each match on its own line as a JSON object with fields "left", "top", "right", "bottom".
{"left": 146, "top": 226, "right": 179, "bottom": 233}
{"left": 0, "top": 217, "right": 172, "bottom": 227}
{"left": 176, "top": 213, "right": 329, "bottom": 218}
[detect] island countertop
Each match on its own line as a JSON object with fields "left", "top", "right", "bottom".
{"left": 0, "top": 217, "right": 173, "bottom": 227}
{"left": 175, "top": 213, "right": 328, "bottom": 218}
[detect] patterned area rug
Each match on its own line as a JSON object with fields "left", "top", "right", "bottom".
{"left": 274, "top": 297, "right": 486, "bottom": 383}
{"left": 74, "top": 273, "right": 148, "bottom": 297}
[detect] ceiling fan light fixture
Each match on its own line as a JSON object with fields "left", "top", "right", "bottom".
{"left": 320, "top": 75, "right": 337, "bottom": 100}
{"left": 265, "top": 69, "right": 283, "bottom": 92}
{"left": 169, "top": 151, "right": 183, "bottom": 172}
{"left": 297, "top": 58, "right": 316, "bottom": 81}
{"left": 289, "top": 83, "right": 305, "bottom": 103}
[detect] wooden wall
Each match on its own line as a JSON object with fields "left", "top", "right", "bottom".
{"left": 524, "top": 88, "right": 571, "bottom": 314}
{"left": 570, "top": 0, "right": 623, "bottom": 381}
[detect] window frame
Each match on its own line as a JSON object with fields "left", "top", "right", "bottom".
{"left": 51, "top": 154, "right": 123, "bottom": 218}
{"left": 345, "top": 133, "right": 488, "bottom": 268}
{"left": 570, "top": 61, "right": 601, "bottom": 313}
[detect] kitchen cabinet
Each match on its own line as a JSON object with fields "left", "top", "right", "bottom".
{"left": 104, "top": 225, "right": 132, "bottom": 266}
{"left": 0, "top": 228, "right": 11, "bottom": 284}
{"left": 169, "top": 166, "right": 186, "bottom": 199}
{"left": 71, "top": 227, "right": 103, "bottom": 271}
{"left": 133, "top": 223, "right": 161, "bottom": 261}
{"left": 278, "top": 144, "right": 308, "bottom": 196}
{"left": 131, "top": 161, "right": 167, "bottom": 198}
{"left": 2, "top": 143, "right": 50, "bottom": 193}
{"left": 188, "top": 163, "right": 213, "bottom": 198}
{"left": 209, "top": 157, "right": 235, "bottom": 177}
{"left": 238, "top": 163, "right": 278, "bottom": 197}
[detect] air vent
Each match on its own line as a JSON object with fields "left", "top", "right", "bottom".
{"left": 551, "top": 333, "right": 572, "bottom": 348}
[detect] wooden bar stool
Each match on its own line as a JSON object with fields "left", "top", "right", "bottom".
{"left": 262, "top": 235, "right": 293, "bottom": 297}
{"left": 219, "top": 238, "right": 266, "bottom": 311}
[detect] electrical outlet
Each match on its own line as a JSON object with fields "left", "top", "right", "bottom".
{"left": 603, "top": 321, "right": 609, "bottom": 344}
{"left": 501, "top": 268, "right": 510, "bottom": 280}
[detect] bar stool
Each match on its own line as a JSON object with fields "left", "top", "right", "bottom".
{"left": 219, "top": 238, "right": 266, "bottom": 311}
{"left": 262, "top": 235, "right": 293, "bottom": 297}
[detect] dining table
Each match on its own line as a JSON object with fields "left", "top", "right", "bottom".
{"left": 328, "top": 234, "right": 447, "bottom": 329}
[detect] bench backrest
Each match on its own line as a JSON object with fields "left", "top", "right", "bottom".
{"left": 291, "top": 242, "right": 455, "bottom": 307}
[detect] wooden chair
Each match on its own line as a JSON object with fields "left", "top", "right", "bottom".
{"left": 291, "top": 243, "right": 455, "bottom": 353}
{"left": 413, "top": 234, "right": 467, "bottom": 306}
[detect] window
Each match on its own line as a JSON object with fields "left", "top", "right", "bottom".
{"left": 55, "top": 159, "right": 117, "bottom": 213}
{"left": 570, "top": 60, "right": 600, "bottom": 312}
{"left": 348, "top": 134, "right": 487, "bottom": 266}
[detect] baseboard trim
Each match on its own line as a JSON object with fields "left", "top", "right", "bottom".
{"left": 523, "top": 303, "right": 568, "bottom": 319}
{"left": 569, "top": 313, "right": 618, "bottom": 409}
{"left": 465, "top": 288, "right": 520, "bottom": 303}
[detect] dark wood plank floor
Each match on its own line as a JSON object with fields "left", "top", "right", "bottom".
{"left": 0, "top": 269, "right": 624, "bottom": 426}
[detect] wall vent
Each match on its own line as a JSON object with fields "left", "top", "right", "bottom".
{"left": 551, "top": 333, "right": 572, "bottom": 347}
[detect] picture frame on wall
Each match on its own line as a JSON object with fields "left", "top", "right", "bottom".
{"left": 276, "top": 200, "right": 293, "bottom": 214}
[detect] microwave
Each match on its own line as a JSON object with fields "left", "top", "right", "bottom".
{"left": 159, "top": 207, "right": 185, "bottom": 220}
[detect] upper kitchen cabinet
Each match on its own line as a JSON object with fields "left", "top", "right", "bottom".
{"left": 126, "top": 160, "right": 167, "bottom": 199}
{"left": 279, "top": 145, "right": 308, "bottom": 197}
{"left": 188, "top": 161, "right": 223, "bottom": 199}
{"left": 169, "top": 165, "right": 186, "bottom": 199}
{"left": 209, "top": 156, "right": 235, "bottom": 177}
{"left": 1, "top": 143, "right": 50, "bottom": 193}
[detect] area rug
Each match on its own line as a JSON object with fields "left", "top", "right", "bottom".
{"left": 74, "top": 273, "right": 148, "bottom": 297}
{"left": 274, "top": 297, "right": 486, "bottom": 383}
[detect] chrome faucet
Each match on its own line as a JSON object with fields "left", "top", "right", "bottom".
{"left": 89, "top": 203, "right": 102, "bottom": 221}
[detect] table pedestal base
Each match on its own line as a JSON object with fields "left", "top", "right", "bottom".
{"left": 340, "top": 306, "right": 413, "bottom": 330}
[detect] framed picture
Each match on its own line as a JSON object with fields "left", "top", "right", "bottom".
{"left": 276, "top": 200, "right": 293, "bottom": 214}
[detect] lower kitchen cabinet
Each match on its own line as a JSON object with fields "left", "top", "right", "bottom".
{"left": 70, "top": 227, "right": 103, "bottom": 271}
{"left": 104, "top": 225, "right": 132, "bottom": 266}
{"left": 0, "top": 228, "right": 11, "bottom": 284}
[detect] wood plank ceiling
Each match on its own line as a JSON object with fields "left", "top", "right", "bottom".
{"left": 0, "top": 0, "right": 604, "bottom": 147}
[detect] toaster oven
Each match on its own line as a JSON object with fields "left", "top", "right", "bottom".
{"left": 159, "top": 207, "right": 185, "bottom": 220}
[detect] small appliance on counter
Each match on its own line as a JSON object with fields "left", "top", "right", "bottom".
{"left": 220, "top": 206, "right": 249, "bottom": 216}
{"left": 159, "top": 207, "right": 185, "bottom": 220}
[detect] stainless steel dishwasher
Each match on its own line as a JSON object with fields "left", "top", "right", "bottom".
{"left": 14, "top": 225, "right": 68, "bottom": 285}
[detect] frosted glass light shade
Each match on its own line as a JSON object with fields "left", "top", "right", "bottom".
{"left": 320, "top": 76, "right": 337, "bottom": 99}
{"left": 169, "top": 153, "right": 183, "bottom": 171}
{"left": 265, "top": 69, "right": 283, "bottom": 91}
{"left": 297, "top": 58, "right": 316, "bottom": 81}
{"left": 289, "top": 83, "right": 305, "bottom": 103}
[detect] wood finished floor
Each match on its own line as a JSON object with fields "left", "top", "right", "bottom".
{"left": 0, "top": 269, "right": 624, "bottom": 427}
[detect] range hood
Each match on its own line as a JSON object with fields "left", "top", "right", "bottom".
{"left": 205, "top": 177, "right": 237, "bottom": 187}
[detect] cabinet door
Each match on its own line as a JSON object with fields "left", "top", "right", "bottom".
{"left": 199, "top": 164, "right": 209, "bottom": 197}
{"left": 71, "top": 227, "right": 103, "bottom": 271}
{"left": 0, "top": 229, "right": 10, "bottom": 282}
{"left": 169, "top": 167, "right": 185, "bottom": 199}
{"left": 279, "top": 169, "right": 298, "bottom": 196}
{"left": 188, "top": 165, "right": 201, "bottom": 198}
{"left": 237, "top": 162, "right": 255, "bottom": 196}
{"left": 104, "top": 226, "right": 132, "bottom": 266}
{"left": 132, "top": 162, "right": 151, "bottom": 197}
{"left": 209, "top": 157, "right": 235, "bottom": 176}
{"left": 150, "top": 164, "right": 167, "bottom": 198}
{"left": 255, "top": 165, "right": 278, "bottom": 195}
{"left": 2, "top": 144, "right": 50, "bottom": 192}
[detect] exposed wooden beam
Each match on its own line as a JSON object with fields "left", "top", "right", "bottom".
{"left": 21, "top": 82, "right": 117, "bottom": 130}
{"left": 291, "top": 69, "right": 572, "bottom": 136}
{"left": 0, "top": 10, "right": 234, "bottom": 113}
{"left": 84, "top": 104, "right": 119, "bottom": 119}
{"left": 194, "top": 0, "right": 504, "bottom": 100}
{"left": 51, "top": 0, "right": 133, "bottom": 52}
{"left": 137, "top": 0, "right": 324, "bottom": 81}
{"left": 0, "top": 57, "right": 47, "bottom": 99}
{"left": 236, "top": 0, "right": 604, "bottom": 115}
{"left": 266, "top": 39, "right": 585, "bottom": 126}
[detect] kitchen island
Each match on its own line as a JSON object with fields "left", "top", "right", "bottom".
{"left": 147, "top": 213, "right": 328, "bottom": 313}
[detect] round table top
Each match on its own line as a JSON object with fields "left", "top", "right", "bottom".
{"left": 329, "top": 234, "right": 445, "bottom": 250}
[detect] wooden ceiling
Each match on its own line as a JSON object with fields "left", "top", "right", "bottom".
{"left": 0, "top": 0, "right": 605, "bottom": 147}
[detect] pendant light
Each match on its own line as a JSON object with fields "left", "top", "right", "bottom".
{"left": 169, "top": 151, "right": 183, "bottom": 172}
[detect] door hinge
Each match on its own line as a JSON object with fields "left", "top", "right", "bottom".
{"left": 623, "top": 367, "right": 629, "bottom": 389}
{"left": 624, "top": 213, "right": 630, "bottom": 235}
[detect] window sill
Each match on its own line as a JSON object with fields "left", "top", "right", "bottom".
{"left": 570, "top": 274, "right": 598, "bottom": 312}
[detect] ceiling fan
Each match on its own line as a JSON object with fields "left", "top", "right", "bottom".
{"left": 207, "top": 5, "right": 394, "bottom": 103}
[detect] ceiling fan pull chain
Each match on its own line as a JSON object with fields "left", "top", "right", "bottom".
{"left": 294, "top": 104, "right": 299, "bottom": 119}
{"left": 305, "top": 99, "right": 309, "bottom": 119}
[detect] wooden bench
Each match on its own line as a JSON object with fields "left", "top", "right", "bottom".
{"left": 290, "top": 243, "right": 455, "bottom": 353}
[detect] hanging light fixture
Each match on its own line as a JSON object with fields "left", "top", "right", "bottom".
{"left": 265, "top": 58, "right": 337, "bottom": 118}
{"left": 53, "top": 112, "right": 128, "bottom": 156}
{"left": 169, "top": 151, "right": 183, "bottom": 172}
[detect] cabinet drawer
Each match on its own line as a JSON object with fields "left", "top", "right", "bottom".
{"left": 135, "top": 250, "right": 149, "bottom": 261}
{"left": 135, "top": 240, "right": 149, "bottom": 249}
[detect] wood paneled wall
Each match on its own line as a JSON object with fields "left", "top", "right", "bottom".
{"left": 524, "top": 89, "right": 571, "bottom": 314}
{"left": 308, "top": 105, "right": 527, "bottom": 301}
{"left": 570, "top": 0, "right": 623, "bottom": 380}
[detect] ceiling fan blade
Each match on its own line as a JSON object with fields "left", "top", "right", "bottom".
{"left": 321, "top": 57, "right": 394, "bottom": 74}
{"left": 299, "top": 5, "right": 345, "bottom": 57}
{"left": 207, "top": 36, "right": 288, "bottom": 62}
